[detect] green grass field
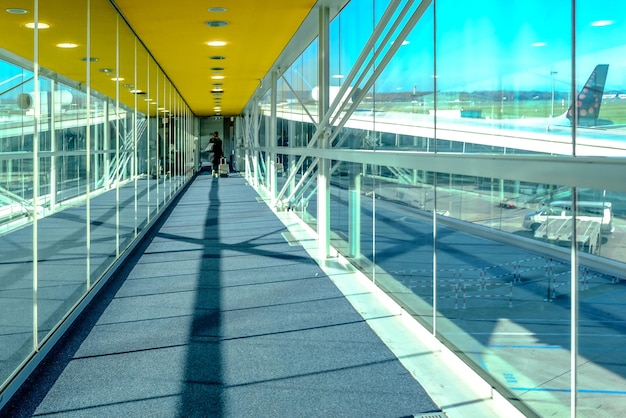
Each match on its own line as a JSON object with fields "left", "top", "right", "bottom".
{"left": 362, "top": 96, "right": 626, "bottom": 124}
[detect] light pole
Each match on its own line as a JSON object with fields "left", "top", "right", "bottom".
{"left": 550, "top": 70, "right": 558, "bottom": 117}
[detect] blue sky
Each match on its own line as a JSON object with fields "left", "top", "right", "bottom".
{"left": 3, "top": 1, "right": 624, "bottom": 97}
{"left": 327, "top": 0, "right": 626, "bottom": 94}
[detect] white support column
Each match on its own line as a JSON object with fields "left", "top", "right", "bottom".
{"left": 318, "top": 129, "right": 331, "bottom": 261}
{"left": 252, "top": 102, "right": 260, "bottom": 187}
{"left": 269, "top": 69, "right": 278, "bottom": 201}
{"left": 32, "top": 0, "right": 40, "bottom": 349}
{"left": 104, "top": 100, "right": 111, "bottom": 189}
{"left": 570, "top": 187, "right": 579, "bottom": 416}
{"left": 193, "top": 117, "right": 198, "bottom": 174}
{"left": 349, "top": 163, "right": 361, "bottom": 258}
{"left": 317, "top": 6, "right": 330, "bottom": 261}
{"left": 570, "top": 1, "right": 579, "bottom": 412}
{"left": 234, "top": 115, "right": 242, "bottom": 174}
{"left": 287, "top": 119, "right": 296, "bottom": 197}
{"left": 263, "top": 114, "right": 270, "bottom": 189}
{"left": 246, "top": 113, "right": 253, "bottom": 182}
{"left": 93, "top": 101, "right": 101, "bottom": 188}
{"left": 86, "top": 3, "right": 92, "bottom": 288}
{"left": 243, "top": 113, "right": 252, "bottom": 181}
{"left": 49, "top": 80, "right": 57, "bottom": 211}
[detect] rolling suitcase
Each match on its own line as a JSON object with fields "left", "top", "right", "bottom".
{"left": 276, "top": 157, "right": 284, "bottom": 175}
{"left": 219, "top": 157, "right": 229, "bottom": 177}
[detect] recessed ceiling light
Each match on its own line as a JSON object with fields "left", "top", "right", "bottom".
{"left": 57, "top": 43, "right": 78, "bottom": 48}
{"left": 208, "top": 7, "right": 227, "bottom": 12}
{"left": 111, "top": 77, "right": 125, "bottom": 81}
{"left": 211, "top": 75, "right": 224, "bottom": 80}
{"left": 205, "top": 20, "right": 228, "bottom": 27}
{"left": 207, "top": 41, "right": 227, "bottom": 47}
{"left": 99, "top": 68, "right": 113, "bottom": 73}
{"left": 210, "top": 56, "right": 226, "bottom": 60}
{"left": 531, "top": 42, "right": 547, "bottom": 47}
{"left": 7, "top": 8, "right": 29, "bottom": 14}
{"left": 25, "top": 22, "right": 50, "bottom": 29}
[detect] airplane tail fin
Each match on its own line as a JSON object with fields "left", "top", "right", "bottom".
{"left": 566, "top": 64, "right": 608, "bottom": 127}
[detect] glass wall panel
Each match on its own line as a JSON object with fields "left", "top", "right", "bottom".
{"left": 370, "top": 0, "right": 435, "bottom": 134}
{"left": 0, "top": 55, "right": 35, "bottom": 390}
{"left": 329, "top": 0, "right": 374, "bottom": 119}
{"left": 146, "top": 58, "right": 160, "bottom": 219}
{"left": 329, "top": 0, "right": 376, "bottom": 139}
{"left": 158, "top": 74, "right": 172, "bottom": 202}
{"left": 1, "top": 0, "right": 195, "bottom": 400}
{"left": 52, "top": 82, "right": 88, "bottom": 205}
{"left": 301, "top": 39, "right": 319, "bottom": 122}
{"left": 278, "top": 41, "right": 318, "bottom": 120}
{"left": 274, "top": 40, "right": 319, "bottom": 207}
{"left": 574, "top": 1, "right": 626, "bottom": 157}
{"left": 575, "top": 186, "right": 626, "bottom": 416}
{"left": 241, "top": 1, "right": 626, "bottom": 416}
{"left": 36, "top": 0, "right": 89, "bottom": 346}
{"left": 89, "top": 0, "right": 121, "bottom": 285}
{"left": 88, "top": 93, "right": 118, "bottom": 283}
{"left": 134, "top": 42, "right": 150, "bottom": 233}
{"left": 289, "top": 120, "right": 317, "bottom": 225}
{"left": 372, "top": 1, "right": 437, "bottom": 324}
{"left": 329, "top": 1, "right": 375, "bottom": 276}
{"left": 256, "top": 90, "right": 270, "bottom": 187}
{"left": 154, "top": 68, "right": 164, "bottom": 207}
{"left": 436, "top": 0, "right": 573, "bottom": 156}
{"left": 115, "top": 20, "right": 137, "bottom": 253}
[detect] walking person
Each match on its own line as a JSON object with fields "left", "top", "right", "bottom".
{"left": 210, "top": 131, "right": 224, "bottom": 177}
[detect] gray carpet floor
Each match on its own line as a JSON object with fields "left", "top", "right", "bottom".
{"left": 2, "top": 172, "right": 440, "bottom": 418}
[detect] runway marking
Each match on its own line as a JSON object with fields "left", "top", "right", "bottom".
{"left": 503, "top": 372, "right": 518, "bottom": 383}
{"left": 511, "top": 387, "right": 626, "bottom": 395}
{"left": 490, "top": 344, "right": 561, "bottom": 349}
{"left": 473, "top": 331, "right": 626, "bottom": 337}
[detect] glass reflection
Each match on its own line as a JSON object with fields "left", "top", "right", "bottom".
{"left": 0, "top": 53, "right": 35, "bottom": 390}
{"left": 0, "top": 0, "right": 195, "bottom": 398}
{"left": 260, "top": 1, "right": 626, "bottom": 416}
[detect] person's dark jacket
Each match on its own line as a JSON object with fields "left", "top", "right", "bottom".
{"left": 211, "top": 137, "right": 224, "bottom": 168}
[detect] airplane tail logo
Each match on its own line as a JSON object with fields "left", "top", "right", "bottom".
{"left": 566, "top": 64, "right": 608, "bottom": 127}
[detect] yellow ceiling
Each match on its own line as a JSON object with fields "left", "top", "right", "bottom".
{"left": 114, "top": 0, "right": 318, "bottom": 117}
{"left": 0, "top": 0, "right": 317, "bottom": 117}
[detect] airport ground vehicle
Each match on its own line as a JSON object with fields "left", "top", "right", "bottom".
{"left": 522, "top": 201, "right": 614, "bottom": 234}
